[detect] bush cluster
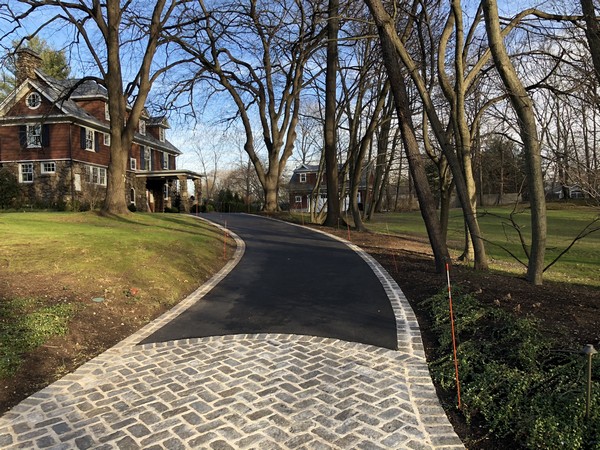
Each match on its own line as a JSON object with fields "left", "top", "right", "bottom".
{"left": 423, "top": 290, "right": 600, "bottom": 449}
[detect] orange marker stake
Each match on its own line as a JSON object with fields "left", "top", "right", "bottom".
{"left": 446, "top": 262, "right": 461, "bottom": 409}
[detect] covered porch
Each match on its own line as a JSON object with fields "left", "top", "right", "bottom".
{"left": 136, "top": 169, "right": 204, "bottom": 213}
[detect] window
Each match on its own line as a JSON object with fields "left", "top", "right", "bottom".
{"left": 26, "top": 124, "right": 42, "bottom": 148}
{"left": 27, "top": 92, "right": 41, "bottom": 109}
{"left": 82, "top": 128, "right": 95, "bottom": 151}
{"left": 159, "top": 128, "right": 165, "bottom": 142}
{"left": 162, "top": 152, "right": 169, "bottom": 170}
{"left": 19, "top": 124, "right": 48, "bottom": 148}
{"left": 98, "top": 167, "right": 106, "bottom": 185}
{"left": 41, "top": 162, "right": 56, "bottom": 174}
{"left": 299, "top": 173, "right": 307, "bottom": 183}
{"left": 104, "top": 133, "right": 110, "bottom": 146}
{"left": 295, "top": 195, "right": 302, "bottom": 203}
{"left": 104, "top": 103, "right": 110, "bottom": 121}
{"left": 19, "top": 163, "right": 34, "bottom": 183}
{"left": 139, "top": 120, "right": 146, "bottom": 135}
{"left": 144, "top": 147, "right": 152, "bottom": 170}
{"left": 164, "top": 183, "right": 169, "bottom": 199}
{"left": 130, "top": 157, "right": 137, "bottom": 170}
{"left": 130, "top": 188, "right": 136, "bottom": 204}
{"left": 85, "top": 165, "right": 107, "bottom": 186}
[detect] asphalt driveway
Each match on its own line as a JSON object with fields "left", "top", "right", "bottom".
{"left": 141, "top": 213, "right": 397, "bottom": 349}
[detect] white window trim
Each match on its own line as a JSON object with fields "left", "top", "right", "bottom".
{"left": 130, "top": 157, "right": 137, "bottom": 171}
{"left": 84, "top": 128, "right": 95, "bottom": 151}
{"left": 299, "top": 173, "right": 307, "bottom": 183}
{"left": 139, "top": 120, "right": 146, "bottom": 136}
{"left": 26, "top": 124, "right": 42, "bottom": 148}
{"left": 19, "top": 163, "right": 34, "bottom": 183}
{"left": 164, "top": 183, "right": 169, "bottom": 199}
{"left": 104, "top": 103, "right": 110, "bottom": 121}
{"left": 162, "top": 152, "right": 168, "bottom": 170}
{"left": 27, "top": 92, "right": 41, "bottom": 110}
{"left": 104, "top": 133, "right": 110, "bottom": 146}
{"left": 144, "top": 147, "right": 152, "bottom": 171}
{"left": 130, "top": 188, "right": 136, "bottom": 204}
{"left": 295, "top": 195, "right": 302, "bottom": 203}
{"left": 159, "top": 128, "right": 165, "bottom": 142}
{"left": 41, "top": 162, "right": 56, "bottom": 174}
{"left": 85, "top": 165, "right": 107, "bottom": 186}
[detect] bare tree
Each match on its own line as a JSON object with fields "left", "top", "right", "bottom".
{"left": 364, "top": 0, "right": 486, "bottom": 270}
{"left": 581, "top": 0, "right": 600, "bottom": 85}
{"left": 364, "top": 0, "right": 450, "bottom": 273}
{"left": 3, "top": 0, "right": 190, "bottom": 214}
{"left": 323, "top": 0, "right": 343, "bottom": 226}
{"left": 482, "top": 0, "right": 547, "bottom": 284}
{"left": 168, "top": 0, "right": 325, "bottom": 212}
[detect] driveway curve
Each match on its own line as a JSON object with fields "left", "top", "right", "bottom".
{"left": 142, "top": 213, "right": 397, "bottom": 350}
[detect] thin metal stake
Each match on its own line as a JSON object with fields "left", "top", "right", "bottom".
{"left": 583, "top": 344, "right": 597, "bottom": 420}
{"left": 446, "top": 262, "right": 461, "bottom": 409}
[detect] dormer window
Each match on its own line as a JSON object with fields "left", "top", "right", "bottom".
{"left": 139, "top": 120, "right": 146, "bottom": 135}
{"left": 299, "top": 173, "right": 307, "bottom": 183}
{"left": 105, "top": 103, "right": 110, "bottom": 121}
{"left": 159, "top": 128, "right": 165, "bottom": 142}
{"left": 27, "top": 92, "right": 41, "bottom": 109}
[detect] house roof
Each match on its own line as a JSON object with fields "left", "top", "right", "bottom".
{"left": 293, "top": 164, "right": 320, "bottom": 173}
{"left": 0, "top": 70, "right": 181, "bottom": 155}
{"left": 148, "top": 116, "right": 170, "bottom": 128}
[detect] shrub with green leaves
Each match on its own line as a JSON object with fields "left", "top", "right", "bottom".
{"left": 424, "top": 290, "right": 600, "bottom": 449}
{"left": 0, "top": 298, "right": 75, "bottom": 377}
{"left": 0, "top": 167, "right": 20, "bottom": 209}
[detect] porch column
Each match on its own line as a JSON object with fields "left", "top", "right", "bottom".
{"left": 191, "top": 179, "right": 202, "bottom": 214}
{"left": 178, "top": 176, "right": 190, "bottom": 213}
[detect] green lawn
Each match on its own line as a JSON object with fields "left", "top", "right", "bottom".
{"left": 367, "top": 204, "right": 600, "bottom": 287}
{"left": 0, "top": 211, "right": 227, "bottom": 377}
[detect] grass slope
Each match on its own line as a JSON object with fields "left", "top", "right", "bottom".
{"left": 368, "top": 204, "right": 600, "bottom": 286}
{"left": 0, "top": 212, "right": 230, "bottom": 412}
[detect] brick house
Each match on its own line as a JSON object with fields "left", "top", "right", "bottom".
{"left": 0, "top": 49, "right": 202, "bottom": 212}
{"left": 288, "top": 163, "right": 374, "bottom": 212}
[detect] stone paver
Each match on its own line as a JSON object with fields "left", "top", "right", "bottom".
{"left": 0, "top": 217, "right": 464, "bottom": 449}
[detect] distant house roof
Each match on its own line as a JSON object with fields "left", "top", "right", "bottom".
{"left": 293, "top": 164, "right": 320, "bottom": 173}
{"left": 288, "top": 161, "right": 373, "bottom": 194}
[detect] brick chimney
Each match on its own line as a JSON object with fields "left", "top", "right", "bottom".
{"left": 15, "top": 48, "right": 42, "bottom": 85}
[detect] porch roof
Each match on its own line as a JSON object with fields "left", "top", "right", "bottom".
{"left": 135, "top": 169, "right": 205, "bottom": 181}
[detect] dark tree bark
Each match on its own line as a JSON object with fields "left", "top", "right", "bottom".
{"left": 581, "top": 0, "right": 600, "bottom": 85}
{"left": 364, "top": 0, "right": 450, "bottom": 273}
{"left": 482, "top": 0, "right": 547, "bottom": 285}
{"left": 323, "top": 0, "right": 342, "bottom": 227}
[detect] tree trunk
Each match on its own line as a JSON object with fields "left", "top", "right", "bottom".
{"left": 366, "top": 0, "right": 450, "bottom": 272}
{"left": 581, "top": 0, "right": 600, "bottom": 85}
{"left": 350, "top": 83, "right": 389, "bottom": 231}
{"left": 368, "top": 94, "right": 394, "bottom": 220}
{"left": 365, "top": 0, "right": 487, "bottom": 269}
{"left": 103, "top": 137, "right": 130, "bottom": 214}
{"left": 263, "top": 178, "right": 278, "bottom": 212}
{"left": 482, "top": 0, "right": 547, "bottom": 285}
{"left": 323, "top": 0, "right": 342, "bottom": 227}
